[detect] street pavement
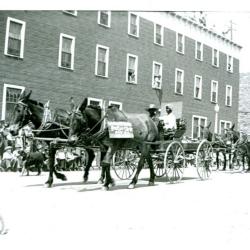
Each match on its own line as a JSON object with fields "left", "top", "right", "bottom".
{"left": 0, "top": 167, "right": 250, "bottom": 250}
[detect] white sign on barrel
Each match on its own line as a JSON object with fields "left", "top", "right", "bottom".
{"left": 107, "top": 121, "right": 134, "bottom": 138}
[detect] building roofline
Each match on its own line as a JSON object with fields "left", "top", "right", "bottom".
{"left": 169, "top": 12, "right": 242, "bottom": 49}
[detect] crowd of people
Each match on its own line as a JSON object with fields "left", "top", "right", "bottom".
{"left": 0, "top": 121, "right": 85, "bottom": 174}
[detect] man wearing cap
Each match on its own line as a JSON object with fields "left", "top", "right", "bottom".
{"left": 160, "top": 104, "right": 177, "bottom": 131}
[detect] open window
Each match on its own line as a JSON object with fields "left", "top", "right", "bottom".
{"left": 152, "top": 61, "right": 162, "bottom": 89}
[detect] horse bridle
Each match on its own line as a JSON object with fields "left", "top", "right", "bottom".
{"left": 14, "top": 100, "right": 32, "bottom": 128}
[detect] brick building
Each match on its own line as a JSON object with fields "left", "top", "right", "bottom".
{"left": 0, "top": 11, "right": 242, "bottom": 138}
{"left": 239, "top": 72, "right": 250, "bottom": 135}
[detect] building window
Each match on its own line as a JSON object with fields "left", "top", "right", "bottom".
{"left": 98, "top": 11, "right": 111, "bottom": 27}
{"left": 87, "top": 97, "right": 103, "bottom": 108}
{"left": 194, "top": 75, "right": 202, "bottom": 99}
{"left": 126, "top": 53, "right": 138, "bottom": 84}
{"left": 192, "top": 115, "right": 207, "bottom": 139}
{"left": 176, "top": 33, "right": 185, "bottom": 54}
{"left": 225, "top": 85, "right": 232, "bottom": 106}
{"left": 212, "top": 48, "right": 219, "bottom": 67}
{"left": 152, "top": 61, "right": 162, "bottom": 89}
{"left": 58, "top": 33, "right": 75, "bottom": 70}
{"left": 154, "top": 23, "right": 164, "bottom": 46}
{"left": 175, "top": 68, "right": 184, "bottom": 95}
{"left": 211, "top": 80, "right": 218, "bottom": 103}
{"left": 1, "top": 84, "right": 25, "bottom": 121}
{"left": 219, "top": 120, "right": 232, "bottom": 135}
{"left": 227, "top": 55, "right": 233, "bottom": 73}
{"left": 63, "top": 11, "right": 77, "bottom": 16}
{"left": 128, "top": 12, "right": 139, "bottom": 37}
{"left": 195, "top": 41, "right": 203, "bottom": 61}
{"left": 95, "top": 45, "right": 109, "bottom": 77}
{"left": 4, "top": 17, "right": 26, "bottom": 58}
{"left": 109, "top": 101, "right": 123, "bottom": 110}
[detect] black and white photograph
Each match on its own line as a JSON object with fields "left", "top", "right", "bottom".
{"left": 1, "top": 1, "right": 250, "bottom": 249}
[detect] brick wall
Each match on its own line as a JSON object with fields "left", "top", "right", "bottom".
{"left": 0, "top": 11, "right": 240, "bottom": 136}
{"left": 239, "top": 73, "right": 250, "bottom": 134}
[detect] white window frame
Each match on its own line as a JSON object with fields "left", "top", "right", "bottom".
{"left": 225, "top": 85, "right": 232, "bottom": 107}
{"left": 227, "top": 55, "right": 233, "bottom": 73}
{"left": 58, "top": 33, "right": 75, "bottom": 70}
{"left": 128, "top": 12, "right": 139, "bottom": 37}
{"left": 63, "top": 11, "right": 77, "bottom": 16}
{"left": 192, "top": 115, "right": 207, "bottom": 139}
{"left": 1, "top": 83, "right": 25, "bottom": 120}
{"left": 210, "top": 80, "right": 218, "bottom": 103}
{"left": 87, "top": 97, "right": 103, "bottom": 108}
{"left": 176, "top": 33, "right": 185, "bottom": 54}
{"left": 4, "top": 17, "right": 26, "bottom": 58}
{"left": 154, "top": 23, "right": 164, "bottom": 46}
{"left": 219, "top": 120, "right": 232, "bottom": 135}
{"left": 195, "top": 41, "right": 203, "bottom": 61}
{"left": 212, "top": 48, "right": 219, "bottom": 67}
{"left": 95, "top": 44, "right": 109, "bottom": 78}
{"left": 108, "top": 101, "right": 123, "bottom": 110}
{"left": 194, "top": 75, "right": 202, "bottom": 100}
{"left": 97, "top": 11, "right": 111, "bottom": 28}
{"left": 175, "top": 68, "right": 184, "bottom": 95}
{"left": 126, "top": 53, "right": 138, "bottom": 84}
{"left": 152, "top": 61, "right": 162, "bottom": 89}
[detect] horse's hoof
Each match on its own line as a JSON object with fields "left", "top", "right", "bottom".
{"left": 128, "top": 183, "right": 135, "bottom": 189}
{"left": 44, "top": 183, "right": 53, "bottom": 188}
{"left": 62, "top": 176, "right": 67, "bottom": 181}
{"left": 108, "top": 182, "right": 115, "bottom": 188}
{"left": 97, "top": 179, "right": 104, "bottom": 184}
{"left": 148, "top": 181, "right": 155, "bottom": 186}
{"left": 102, "top": 185, "right": 109, "bottom": 191}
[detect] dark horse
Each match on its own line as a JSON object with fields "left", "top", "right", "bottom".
{"left": 201, "top": 122, "right": 250, "bottom": 171}
{"left": 9, "top": 90, "right": 105, "bottom": 187}
{"left": 69, "top": 98, "right": 159, "bottom": 190}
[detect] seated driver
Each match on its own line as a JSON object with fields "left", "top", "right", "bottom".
{"left": 159, "top": 105, "right": 176, "bottom": 139}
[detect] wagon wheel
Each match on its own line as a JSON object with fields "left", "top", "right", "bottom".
{"left": 164, "top": 141, "right": 185, "bottom": 183}
{"left": 195, "top": 140, "right": 213, "bottom": 180}
{"left": 232, "top": 145, "right": 249, "bottom": 171}
{"left": 112, "top": 150, "right": 138, "bottom": 180}
{"left": 152, "top": 153, "right": 165, "bottom": 177}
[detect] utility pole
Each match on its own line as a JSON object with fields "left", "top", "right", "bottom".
{"left": 222, "top": 20, "right": 236, "bottom": 41}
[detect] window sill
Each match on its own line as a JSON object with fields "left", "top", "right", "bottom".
{"left": 154, "top": 42, "right": 164, "bottom": 47}
{"left": 225, "top": 105, "right": 232, "bottom": 107}
{"left": 174, "top": 92, "right": 183, "bottom": 96}
{"left": 4, "top": 53, "right": 23, "bottom": 60}
{"left": 195, "top": 58, "right": 203, "bottom": 62}
{"left": 152, "top": 86, "right": 162, "bottom": 90}
{"left": 126, "top": 81, "right": 137, "bottom": 85}
{"left": 98, "top": 23, "right": 111, "bottom": 28}
{"left": 63, "top": 11, "right": 77, "bottom": 16}
{"left": 176, "top": 50, "right": 185, "bottom": 55}
{"left": 95, "top": 74, "right": 109, "bottom": 79}
{"left": 58, "top": 66, "right": 74, "bottom": 71}
{"left": 210, "top": 101, "right": 218, "bottom": 104}
{"left": 128, "top": 33, "right": 139, "bottom": 39}
{"left": 227, "top": 70, "right": 233, "bottom": 74}
{"left": 194, "top": 97, "right": 202, "bottom": 101}
{"left": 212, "top": 64, "right": 219, "bottom": 68}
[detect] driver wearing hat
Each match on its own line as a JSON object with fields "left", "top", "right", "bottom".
{"left": 145, "top": 104, "right": 160, "bottom": 122}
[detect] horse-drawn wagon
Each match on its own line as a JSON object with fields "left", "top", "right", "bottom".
{"left": 9, "top": 91, "right": 214, "bottom": 190}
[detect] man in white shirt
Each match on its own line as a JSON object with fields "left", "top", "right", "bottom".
{"left": 160, "top": 105, "right": 176, "bottom": 131}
